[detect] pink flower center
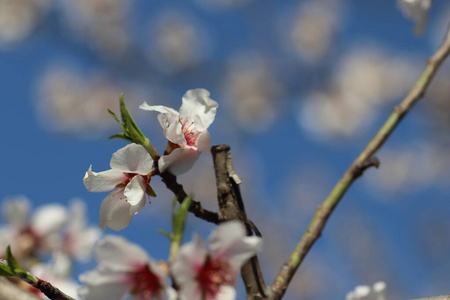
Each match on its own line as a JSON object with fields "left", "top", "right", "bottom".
{"left": 180, "top": 116, "right": 200, "bottom": 148}
{"left": 129, "top": 264, "right": 162, "bottom": 299}
{"left": 196, "top": 255, "right": 235, "bottom": 298}
{"left": 116, "top": 173, "right": 151, "bottom": 190}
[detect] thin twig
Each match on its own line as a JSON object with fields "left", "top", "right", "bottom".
{"left": 211, "top": 145, "right": 271, "bottom": 300}
{"left": 159, "top": 171, "right": 219, "bottom": 224}
{"left": 271, "top": 25, "right": 450, "bottom": 300}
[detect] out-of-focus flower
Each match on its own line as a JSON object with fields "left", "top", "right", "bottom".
{"left": 36, "top": 66, "right": 123, "bottom": 136}
{"left": 61, "top": 200, "right": 101, "bottom": 262}
{"left": 148, "top": 11, "right": 210, "bottom": 73}
{"left": 140, "top": 89, "right": 218, "bottom": 175}
{"left": 284, "top": 0, "right": 343, "bottom": 63}
{"left": 57, "top": 0, "right": 131, "bottom": 57}
{"left": 84, "top": 144, "right": 156, "bottom": 231}
{"left": 31, "top": 252, "right": 80, "bottom": 299}
{"left": 299, "top": 46, "right": 417, "bottom": 139}
{"left": 398, "top": 0, "right": 432, "bottom": 34}
{"left": 0, "top": 196, "right": 67, "bottom": 261}
{"left": 365, "top": 143, "right": 450, "bottom": 196}
{"left": 79, "top": 235, "right": 170, "bottom": 300}
{"left": 346, "top": 282, "right": 386, "bottom": 300}
{"left": 172, "top": 221, "right": 262, "bottom": 300}
{"left": 222, "top": 53, "right": 282, "bottom": 132}
{"left": 0, "top": 0, "right": 49, "bottom": 48}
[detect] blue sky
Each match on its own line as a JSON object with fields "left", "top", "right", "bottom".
{"left": 1, "top": 0, "right": 450, "bottom": 299}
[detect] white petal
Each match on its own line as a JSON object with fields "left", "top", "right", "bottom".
{"left": 173, "top": 235, "right": 207, "bottom": 287}
{"left": 99, "top": 192, "right": 133, "bottom": 231}
{"left": 159, "top": 148, "right": 201, "bottom": 175}
{"left": 157, "top": 113, "right": 186, "bottom": 146}
{"left": 32, "top": 205, "right": 68, "bottom": 235}
{"left": 209, "top": 221, "right": 262, "bottom": 268}
{"left": 94, "top": 235, "right": 149, "bottom": 271}
{"left": 110, "top": 144, "right": 153, "bottom": 175}
{"left": 214, "top": 285, "right": 236, "bottom": 300}
{"left": 139, "top": 103, "right": 179, "bottom": 118}
{"left": 83, "top": 166, "right": 126, "bottom": 192}
{"left": 196, "top": 131, "right": 211, "bottom": 153}
{"left": 180, "top": 89, "right": 218, "bottom": 129}
{"left": 2, "top": 196, "right": 30, "bottom": 228}
{"left": 178, "top": 281, "right": 201, "bottom": 300}
{"left": 140, "top": 102, "right": 186, "bottom": 145}
{"left": 71, "top": 227, "right": 102, "bottom": 262}
{"left": 124, "top": 176, "right": 146, "bottom": 214}
{"left": 78, "top": 276, "right": 130, "bottom": 300}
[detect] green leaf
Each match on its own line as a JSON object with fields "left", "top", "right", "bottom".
{"left": 172, "top": 196, "right": 192, "bottom": 241}
{"left": 107, "top": 109, "right": 120, "bottom": 123}
{"left": 108, "top": 133, "right": 133, "bottom": 142}
{"left": 5, "top": 246, "right": 21, "bottom": 273}
{"left": 157, "top": 229, "right": 173, "bottom": 241}
{"left": 0, "top": 260, "right": 14, "bottom": 277}
{"left": 119, "top": 94, "right": 145, "bottom": 144}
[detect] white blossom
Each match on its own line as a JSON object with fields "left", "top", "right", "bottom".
{"left": 83, "top": 144, "right": 156, "bottom": 231}
{"left": 79, "top": 235, "right": 171, "bottom": 300}
{"left": 140, "top": 89, "right": 218, "bottom": 175}
{"left": 172, "top": 221, "right": 262, "bottom": 300}
{"left": 0, "top": 196, "right": 68, "bottom": 259}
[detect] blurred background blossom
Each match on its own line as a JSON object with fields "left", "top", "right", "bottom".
{"left": 0, "top": 0, "right": 49, "bottom": 48}
{"left": 1, "top": 1, "right": 450, "bottom": 299}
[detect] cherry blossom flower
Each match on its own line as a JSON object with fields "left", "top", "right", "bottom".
{"left": 0, "top": 196, "right": 68, "bottom": 260}
{"left": 61, "top": 200, "right": 101, "bottom": 262}
{"left": 79, "top": 235, "right": 171, "bottom": 300}
{"left": 31, "top": 253, "right": 80, "bottom": 299}
{"left": 83, "top": 143, "right": 156, "bottom": 231}
{"left": 172, "top": 221, "right": 262, "bottom": 300}
{"left": 140, "top": 88, "right": 218, "bottom": 175}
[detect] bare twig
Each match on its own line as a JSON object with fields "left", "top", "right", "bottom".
{"left": 211, "top": 145, "right": 272, "bottom": 300}
{"left": 159, "top": 171, "right": 219, "bottom": 224}
{"left": 271, "top": 25, "right": 450, "bottom": 300}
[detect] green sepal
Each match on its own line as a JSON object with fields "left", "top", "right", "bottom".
{"left": 146, "top": 185, "right": 157, "bottom": 198}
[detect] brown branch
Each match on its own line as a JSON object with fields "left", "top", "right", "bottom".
{"left": 270, "top": 24, "right": 450, "bottom": 300}
{"left": 33, "top": 278, "right": 75, "bottom": 300}
{"left": 211, "top": 145, "right": 272, "bottom": 300}
{"left": 159, "top": 171, "right": 220, "bottom": 224}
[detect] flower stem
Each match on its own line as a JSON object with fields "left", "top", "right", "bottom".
{"left": 142, "top": 137, "right": 160, "bottom": 160}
